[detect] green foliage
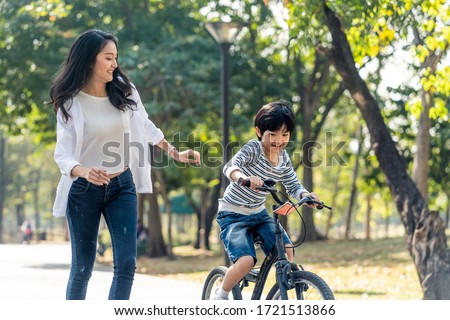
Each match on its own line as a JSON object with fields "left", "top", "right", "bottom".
{"left": 1, "top": 0, "right": 448, "bottom": 244}
{"left": 0, "top": 0, "right": 66, "bottom": 139}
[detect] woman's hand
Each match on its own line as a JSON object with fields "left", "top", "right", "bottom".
{"left": 71, "top": 165, "right": 110, "bottom": 186}
{"left": 172, "top": 149, "right": 201, "bottom": 166}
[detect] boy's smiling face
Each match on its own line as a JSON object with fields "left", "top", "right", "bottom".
{"left": 256, "top": 125, "right": 290, "bottom": 156}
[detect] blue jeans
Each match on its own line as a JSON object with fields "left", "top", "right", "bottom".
{"left": 66, "top": 169, "right": 137, "bottom": 300}
{"left": 217, "top": 209, "right": 291, "bottom": 264}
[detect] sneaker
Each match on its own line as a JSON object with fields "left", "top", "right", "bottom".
{"left": 211, "top": 288, "right": 228, "bottom": 300}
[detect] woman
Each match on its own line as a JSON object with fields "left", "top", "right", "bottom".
{"left": 49, "top": 29, "right": 200, "bottom": 300}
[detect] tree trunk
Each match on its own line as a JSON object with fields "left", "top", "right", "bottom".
{"left": 204, "top": 182, "right": 221, "bottom": 250}
{"left": 319, "top": 2, "right": 450, "bottom": 299}
{"left": 0, "top": 133, "right": 5, "bottom": 243}
{"left": 411, "top": 27, "right": 446, "bottom": 203}
{"left": 325, "top": 165, "right": 342, "bottom": 237}
{"left": 344, "top": 125, "right": 362, "bottom": 239}
{"left": 153, "top": 170, "right": 174, "bottom": 259}
{"left": 446, "top": 193, "right": 449, "bottom": 229}
{"left": 166, "top": 202, "right": 174, "bottom": 259}
{"left": 189, "top": 178, "right": 221, "bottom": 251}
{"left": 295, "top": 53, "right": 331, "bottom": 241}
{"left": 301, "top": 139, "right": 319, "bottom": 240}
{"left": 190, "top": 188, "right": 208, "bottom": 250}
{"left": 146, "top": 172, "right": 167, "bottom": 258}
{"left": 198, "top": 188, "right": 209, "bottom": 250}
{"left": 412, "top": 92, "right": 431, "bottom": 202}
{"left": 365, "top": 194, "right": 372, "bottom": 240}
{"left": 137, "top": 194, "right": 145, "bottom": 226}
{"left": 384, "top": 202, "right": 390, "bottom": 238}
{"left": 32, "top": 170, "right": 41, "bottom": 242}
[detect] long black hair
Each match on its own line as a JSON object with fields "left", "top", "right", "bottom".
{"left": 48, "top": 29, "right": 136, "bottom": 122}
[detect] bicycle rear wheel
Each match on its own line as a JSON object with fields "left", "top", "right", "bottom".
{"left": 201, "top": 266, "right": 242, "bottom": 300}
{"left": 266, "top": 270, "right": 334, "bottom": 300}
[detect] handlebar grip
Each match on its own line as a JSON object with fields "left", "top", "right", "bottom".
{"left": 237, "top": 177, "right": 251, "bottom": 187}
{"left": 315, "top": 201, "right": 332, "bottom": 210}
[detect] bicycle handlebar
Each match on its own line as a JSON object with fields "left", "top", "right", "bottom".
{"left": 237, "top": 177, "right": 332, "bottom": 212}
{"left": 237, "top": 177, "right": 276, "bottom": 192}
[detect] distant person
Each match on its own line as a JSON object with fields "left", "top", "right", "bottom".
{"left": 20, "top": 220, "right": 33, "bottom": 244}
{"left": 137, "top": 220, "right": 148, "bottom": 241}
{"left": 49, "top": 29, "right": 200, "bottom": 300}
{"left": 212, "top": 101, "right": 322, "bottom": 300}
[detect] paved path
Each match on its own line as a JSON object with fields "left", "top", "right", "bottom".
{"left": 0, "top": 243, "right": 204, "bottom": 300}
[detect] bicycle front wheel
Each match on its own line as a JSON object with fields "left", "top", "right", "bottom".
{"left": 266, "top": 270, "right": 334, "bottom": 300}
{"left": 201, "top": 266, "right": 242, "bottom": 300}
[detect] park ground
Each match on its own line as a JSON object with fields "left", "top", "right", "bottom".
{"left": 98, "top": 235, "right": 436, "bottom": 300}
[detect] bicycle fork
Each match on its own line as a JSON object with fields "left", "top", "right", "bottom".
{"left": 273, "top": 211, "right": 292, "bottom": 300}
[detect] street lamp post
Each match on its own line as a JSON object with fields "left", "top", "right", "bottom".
{"left": 205, "top": 21, "right": 244, "bottom": 183}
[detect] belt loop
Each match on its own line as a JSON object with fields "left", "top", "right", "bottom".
{"left": 116, "top": 170, "right": 123, "bottom": 185}
{"left": 117, "top": 167, "right": 129, "bottom": 185}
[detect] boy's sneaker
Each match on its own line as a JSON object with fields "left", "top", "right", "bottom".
{"left": 211, "top": 288, "right": 228, "bottom": 300}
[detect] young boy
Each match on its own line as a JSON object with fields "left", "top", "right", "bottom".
{"left": 213, "top": 101, "right": 321, "bottom": 300}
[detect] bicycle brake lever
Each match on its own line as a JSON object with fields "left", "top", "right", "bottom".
{"left": 316, "top": 201, "right": 332, "bottom": 210}
{"left": 302, "top": 197, "right": 331, "bottom": 210}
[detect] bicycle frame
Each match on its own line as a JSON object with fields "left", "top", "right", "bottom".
{"left": 242, "top": 209, "right": 292, "bottom": 300}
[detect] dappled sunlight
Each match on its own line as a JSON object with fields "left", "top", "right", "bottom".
{"left": 319, "top": 263, "right": 422, "bottom": 300}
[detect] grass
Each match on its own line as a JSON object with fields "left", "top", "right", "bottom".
{"left": 114, "top": 236, "right": 424, "bottom": 300}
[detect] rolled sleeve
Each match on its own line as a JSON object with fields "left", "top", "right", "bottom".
{"left": 144, "top": 122, "right": 164, "bottom": 145}
{"left": 224, "top": 164, "right": 241, "bottom": 181}
{"left": 131, "top": 87, "right": 165, "bottom": 145}
{"left": 54, "top": 112, "right": 80, "bottom": 180}
{"left": 223, "top": 141, "right": 256, "bottom": 181}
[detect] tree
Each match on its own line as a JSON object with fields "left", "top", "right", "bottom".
{"left": 399, "top": 0, "right": 450, "bottom": 202}
{"left": 294, "top": 52, "right": 345, "bottom": 241}
{"left": 344, "top": 125, "right": 363, "bottom": 239}
{"left": 306, "top": 1, "right": 450, "bottom": 299}
{"left": 0, "top": 131, "right": 6, "bottom": 243}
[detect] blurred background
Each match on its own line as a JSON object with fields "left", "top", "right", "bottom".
{"left": 0, "top": 0, "right": 449, "bottom": 299}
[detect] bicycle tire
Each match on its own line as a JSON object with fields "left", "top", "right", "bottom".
{"left": 201, "top": 266, "right": 242, "bottom": 300}
{"left": 266, "top": 270, "right": 334, "bottom": 300}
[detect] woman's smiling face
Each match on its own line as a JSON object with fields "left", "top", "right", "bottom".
{"left": 90, "top": 40, "right": 118, "bottom": 84}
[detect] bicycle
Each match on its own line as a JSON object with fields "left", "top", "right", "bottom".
{"left": 201, "top": 178, "right": 334, "bottom": 300}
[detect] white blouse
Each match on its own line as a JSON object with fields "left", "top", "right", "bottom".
{"left": 53, "top": 86, "right": 164, "bottom": 217}
{"left": 77, "top": 91, "right": 128, "bottom": 174}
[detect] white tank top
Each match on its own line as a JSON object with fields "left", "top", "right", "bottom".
{"left": 77, "top": 91, "right": 129, "bottom": 174}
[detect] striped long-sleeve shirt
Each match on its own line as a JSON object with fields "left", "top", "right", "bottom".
{"left": 218, "top": 139, "right": 309, "bottom": 215}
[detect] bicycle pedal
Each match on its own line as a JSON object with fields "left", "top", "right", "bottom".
{"left": 249, "top": 269, "right": 259, "bottom": 277}
{"left": 253, "top": 236, "right": 263, "bottom": 247}
{"left": 245, "top": 269, "right": 259, "bottom": 282}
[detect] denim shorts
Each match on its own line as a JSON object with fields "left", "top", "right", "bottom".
{"left": 216, "top": 208, "right": 292, "bottom": 264}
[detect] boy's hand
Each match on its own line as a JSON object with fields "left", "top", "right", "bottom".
{"left": 302, "top": 192, "right": 321, "bottom": 208}
{"left": 245, "top": 176, "right": 263, "bottom": 191}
